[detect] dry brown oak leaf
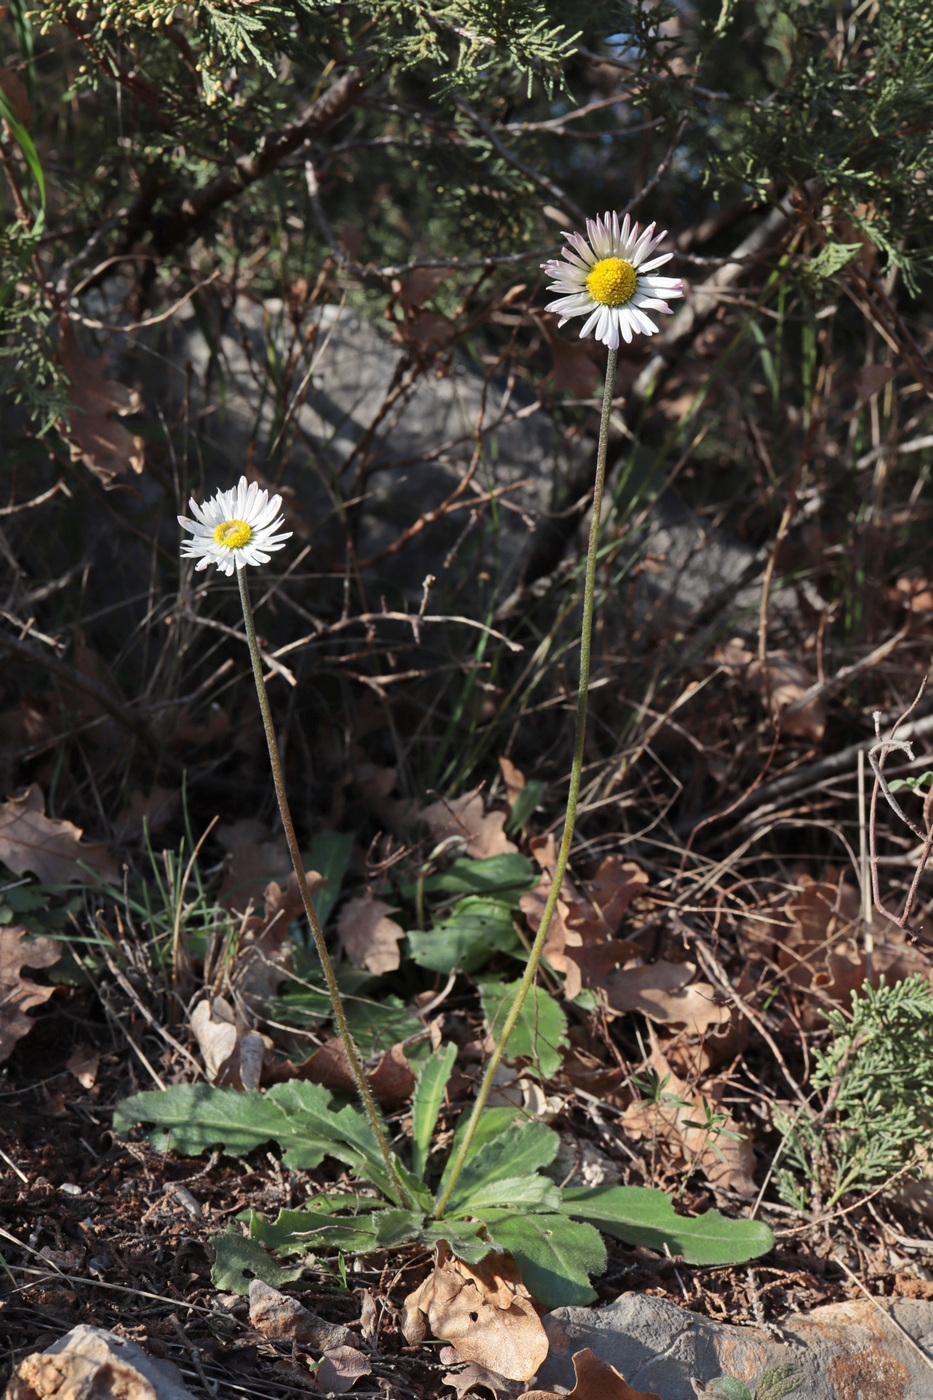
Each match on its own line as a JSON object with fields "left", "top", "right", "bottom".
{"left": 59, "top": 320, "right": 145, "bottom": 486}
{"left": 265, "top": 1036, "right": 415, "bottom": 1104}
{"left": 189, "top": 995, "right": 272, "bottom": 1090}
{"left": 0, "top": 784, "right": 119, "bottom": 885}
{"left": 0, "top": 927, "right": 61, "bottom": 1064}
{"left": 521, "top": 836, "right": 646, "bottom": 1001}
{"left": 715, "top": 638, "right": 825, "bottom": 742}
{"left": 233, "top": 871, "right": 325, "bottom": 1003}
{"left": 420, "top": 790, "right": 517, "bottom": 859}
{"left": 604, "top": 959, "right": 731, "bottom": 1035}
{"left": 621, "top": 1041, "right": 757, "bottom": 1197}
{"left": 337, "top": 892, "right": 405, "bottom": 974}
{"left": 401, "top": 1245, "right": 548, "bottom": 1382}
{"left": 518, "top": 1346, "right": 663, "bottom": 1400}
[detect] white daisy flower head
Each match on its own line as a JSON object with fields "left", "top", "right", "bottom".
{"left": 179, "top": 475, "right": 292, "bottom": 575}
{"left": 541, "top": 211, "right": 684, "bottom": 349}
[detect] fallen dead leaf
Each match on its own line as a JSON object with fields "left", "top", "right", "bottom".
{"left": 520, "top": 871, "right": 582, "bottom": 994}
{"left": 0, "top": 66, "right": 33, "bottom": 125}
{"left": 216, "top": 820, "right": 294, "bottom": 913}
{"left": 716, "top": 639, "right": 826, "bottom": 741}
{"left": 772, "top": 869, "right": 931, "bottom": 1025}
{"left": 58, "top": 321, "right": 145, "bottom": 486}
{"left": 518, "top": 1346, "right": 663, "bottom": 1400}
{"left": 337, "top": 893, "right": 405, "bottom": 974}
{"left": 522, "top": 838, "right": 645, "bottom": 1000}
{"left": 401, "top": 1244, "right": 548, "bottom": 1382}
{"left": 68, "top": 629, "right": 124, "bottom": 761}
{"left": 420, "top": 790, "right": 517, "bottom": 859}
{"left": 442, "top": 1350, "right": 527, "bottom": 1399}
{"left": 498, "top": 756, "right": 526, "bottom": 807}
{"left": 248, "top": 1281, "right": 363, "bottom": 1349}
{"left": 855, "top": 363, "right": 896, "bottom": 405}
{"left": 313, "top": 1345, "right": 371, "bottom": 1395}
{"left": 113, "top": 785, "right": 180, "bottom": 843}
{"left": 190, "top": 996, "right": 271, "bottom": 1090}
{"left": 621, "top": 1042, "right": 757, "bottom": 1196}
{"left": 166, "top": 702, "right": 232, "bottom": 749}
{"left": 541, "top": 316, "right": 600, "bottom": 399}
{"left": 233, "top": 871, "right": 325, "bottom": 1003}
{"left": 588, "top": 857, "right": 650, "bottom": 937}
{"left": 0, "top": 784, "right": 120, "bottom": 886}
{"left": 0, "top": 927, "right": 61, "bottom": 1064}
{"left": 66, "top": 1045, "right": 100, "bottom": 1089}
{"left": 391, "top": 309, "right": 454, "bottom": 348}
{"left": 394, "top": 266, "right": 448, "bottom": 313}
{"left": 604, "top": 960, "right": 731, "bottom": 1035}
{"left": 272, "top": 1037, "right": 415, "bottom": 1104}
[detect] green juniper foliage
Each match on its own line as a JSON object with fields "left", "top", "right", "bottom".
{"left": 775, "top": 976, "right": 933, "bottom": 1211}
{"left": 5, "top": 0, "right": 933, "bottom": 435}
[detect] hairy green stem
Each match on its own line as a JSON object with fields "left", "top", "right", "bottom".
{"left": 434, "top": 346, "right": 618, "bottom": 1219}
{"left": 237, "top": 567, "right": 413, "bottom": 1209}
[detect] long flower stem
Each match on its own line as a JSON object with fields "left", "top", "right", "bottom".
{"left": 236, "top": 568, "right": 413, "bottom": 1210}
{"left": 435, "top": 347, "right": 619, "bottom": 1219}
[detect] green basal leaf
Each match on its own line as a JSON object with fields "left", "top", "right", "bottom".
{"left": 482, "top": 1210, "right": 605, "bottom": 1309}
{"left": 479, "top": 978, "right": 568, "bottom": 1080}
{"left": 371, "top": 1209, "right": 488, "bottom": 1258}
{"left": 408, "top": 896, "right": 520, "bottom": 973}
{"left": 346, "top": 996, "right": 425, "bottom": 1058}
{"left": 415, "top": 853, "right": 536, "bottom": 903}
{"left": 447, "top": 1105, "right": 520, "bottom": 1159}
{"left": 411, "top": 1041, "right": 457, "bottom": 1180}
{"left": 705, "top": 1379, "right": 753, "bottom": 1400}
{"left": 248, "top": 1200, "right": 380, "bottom": 1256}
{"left": 392, "top": 1162, "right": 436, "bottom": 1214}
{"left": 114, "top": 1084, "right": 328, "bottom": 1168}
{"left": 305, "top": 829, "right": 354, "bottom": 928}
{"left": 440, "top": 1118, "right": 559, "bottom": 1211}
{"left": 505, "top": 780, "right": 544, "bottom": 834}
{"left": 756, "top": 1362, "right": 804, "bottom": 1400}
{"left": 560, "top": 1185, "right": 773, "bottom": 1266}
{"left": 441, "top": 1219, "right": 500, "bottom": 1265}
{"left": 115, "top": 1081, "right": 410, "bottom": 1204}
{"left": 265, "top": 1081, "right": 405, "bottom": 1201}
{"left": 451, "top": 1174, "right": 561, "bottom": 1215}
{"left": 211, "top": 1224, "right": 309, "bottom": 1294}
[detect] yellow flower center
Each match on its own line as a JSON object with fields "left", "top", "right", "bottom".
{"left": 214, "top": 519, "right": 253, "bottom": 549}
{"left": 585, "top": 257, "right": 638, "bottom": 307}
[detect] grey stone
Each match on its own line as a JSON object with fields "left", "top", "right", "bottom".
{"left": 537, "top": 1292, "right": 933, "bottom": 1399}
{"left": 4, "top": 1323, "right": 196, "bottom": 1399}
{"left": 38, "top": 289, "right": 806, "bottom": 651}
{"left": 142, "top": 297, "right": 566, "bottom": 601}
{"left": 130, "top": 295, "right": 786, "bottom": 628}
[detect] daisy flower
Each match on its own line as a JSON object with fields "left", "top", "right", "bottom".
{"left": 178, "top": 475, "right": 292, "bottom": 575}
{"left": 541, "top": 211, "right": 684, "bottom": 349}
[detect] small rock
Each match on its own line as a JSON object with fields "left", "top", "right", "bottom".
{"left": 3, "top": 1323, "right": 196, "bottom": 1400}
{"left": 537, "top": 1292, "right": 933, "bottom": 1399}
